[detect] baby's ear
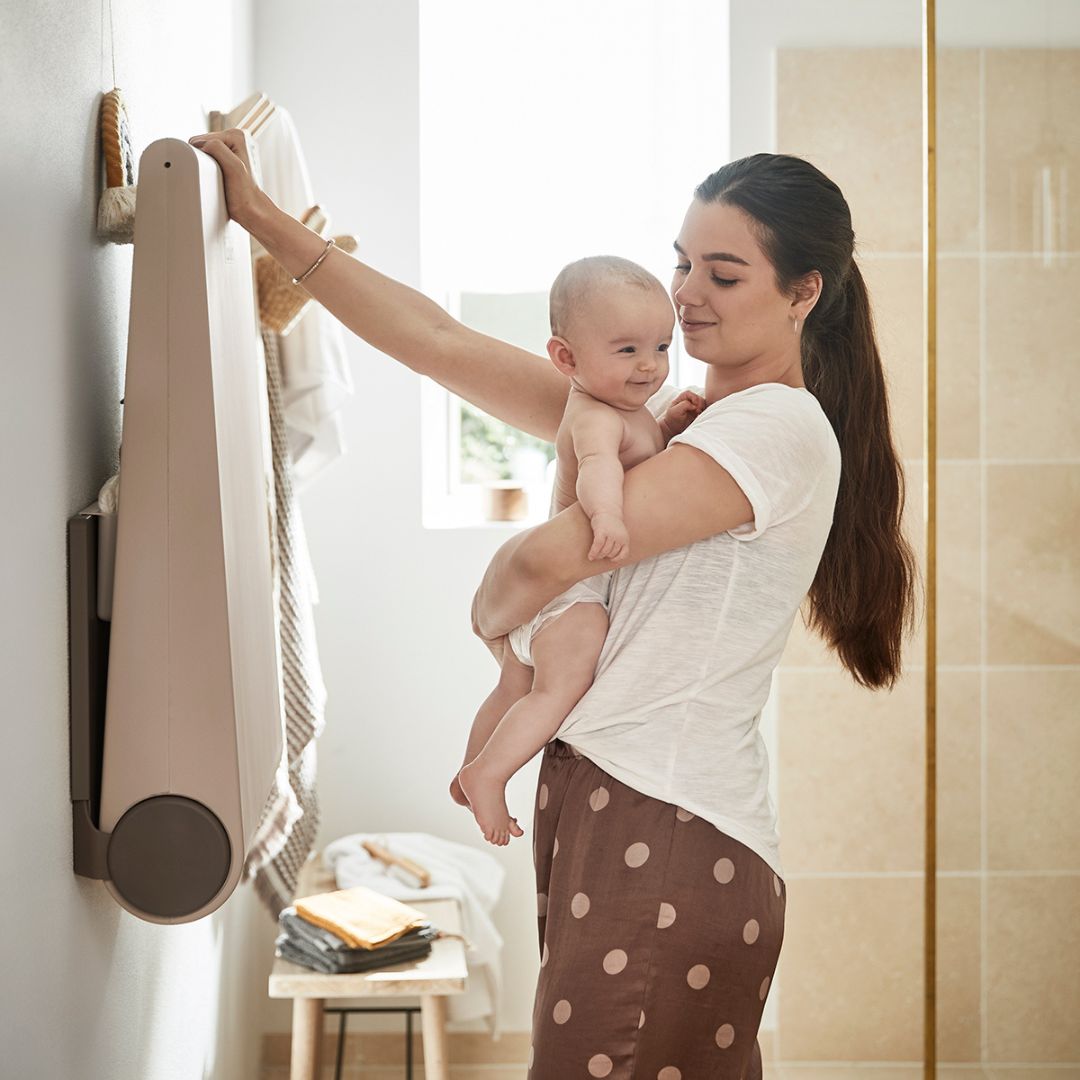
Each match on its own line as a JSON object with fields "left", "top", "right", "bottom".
{"left": 547, "top": 336, "right": 576, "bottom": 377}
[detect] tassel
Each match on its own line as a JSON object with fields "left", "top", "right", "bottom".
{"left": 97, "top": 184, "right": 137, "bottom": 244}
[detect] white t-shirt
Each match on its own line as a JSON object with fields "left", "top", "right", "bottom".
{"left": 552, "top": 381, "right": 842, "bottom": 880}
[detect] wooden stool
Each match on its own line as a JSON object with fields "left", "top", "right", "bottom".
{"left": 269, "top": 854, "right": 468, "bottom": 1080}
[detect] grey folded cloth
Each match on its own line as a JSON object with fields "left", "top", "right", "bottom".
{"left": 275, "top": 906, "right": 437, "bottom": 974}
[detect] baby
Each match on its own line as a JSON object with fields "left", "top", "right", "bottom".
{"left": 450, "top": 256, "right": 705, "bottom": 845}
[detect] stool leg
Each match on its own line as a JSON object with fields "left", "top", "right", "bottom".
{"left": 290, "top": 997, "right": 324, "bottom": 1080}
{"left": 419, "top": 994, "right": 449, "bottom": 1080}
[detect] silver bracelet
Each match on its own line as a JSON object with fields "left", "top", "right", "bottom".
{"left": 291, "top": 237, "right": 336, "bottom": 286}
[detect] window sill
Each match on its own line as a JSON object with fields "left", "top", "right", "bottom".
{"left": 422, "top": 483, "right": 551, "bottom": 532}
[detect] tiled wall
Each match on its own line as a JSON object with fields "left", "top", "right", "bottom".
{"left": 773, "top": 47, "right": 1079, "bottom": 1067}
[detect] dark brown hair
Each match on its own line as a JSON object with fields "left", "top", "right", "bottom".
{"left": 695, "top": 153, "right": 920, "bottom": 690}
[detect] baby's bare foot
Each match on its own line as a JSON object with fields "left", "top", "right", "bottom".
{"left": 449, "top": 772, "right": 470, "bottom": 808}
{"left": 458, "top": 760, "right": 525, "bottom": 846}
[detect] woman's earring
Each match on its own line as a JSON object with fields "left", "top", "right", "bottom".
{"left": 792, "top": 315, "right": 800, "bottom": 335}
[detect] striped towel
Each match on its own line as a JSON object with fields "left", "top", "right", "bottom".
{"left": 242, "top": 327, "right": 327, "bottom": 919}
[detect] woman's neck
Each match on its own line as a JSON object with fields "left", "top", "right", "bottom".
{"left": 703, "top": 360, "right": 806, "bottom": 405}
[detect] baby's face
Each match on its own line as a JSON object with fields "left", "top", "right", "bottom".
{"left": 564, "top": 286, "right": 675, "bottom": 411}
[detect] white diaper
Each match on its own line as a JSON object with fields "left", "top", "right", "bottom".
{"left": 507, "top": 570, "right": 612, "bottom": 667}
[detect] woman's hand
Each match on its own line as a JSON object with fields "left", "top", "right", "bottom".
{"left": 187, "top": 128, "right": 272, "bottom": 232}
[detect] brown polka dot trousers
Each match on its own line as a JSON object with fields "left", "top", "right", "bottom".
{"left": 529, "top": 739, "right": 786, "bottom": 1080}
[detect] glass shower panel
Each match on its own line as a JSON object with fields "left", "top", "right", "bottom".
{"left": 935, "top": 1, "right": 1080, "bottom": 1072}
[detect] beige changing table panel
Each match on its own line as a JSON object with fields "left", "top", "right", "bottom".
{"left": 269, "top": 855, "right": 468, "bottom": 1080}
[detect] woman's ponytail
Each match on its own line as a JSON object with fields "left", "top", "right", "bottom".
{"left": 802, "top": 261, "right": 919, "bottom": 689}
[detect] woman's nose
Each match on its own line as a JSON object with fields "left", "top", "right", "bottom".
{"left": 673, "top": 278, "right": 701, "bottom": 309}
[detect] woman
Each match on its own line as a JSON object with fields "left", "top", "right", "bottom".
{"left": 189, "top": 130, "right": 918, "bottom": 1078}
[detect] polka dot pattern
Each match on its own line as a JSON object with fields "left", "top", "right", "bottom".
{"left": 589, "top": 787, "right": 610, "bottom": 811}
{"left": 624, "top": 842, "right": 650, "bottom": 868}
{"left": 571, "top": 892, "right": 590, "bottom": 918}
{"left": 715, "top": 1024, "right": 735, "bottom": 1049}
{"left": 553, "top": 999, "right": 572, "bottom": 1024}
{"left": 602, "top": 949, "right": 628, "bottom": 974}
{"left": 713, "top": 857, "right": 735, "bottom": 884}
{"left": 656, "top": 902, "right": 676, "bottom": 929}
{"left": 686, "top": 964, "right": 711, "bottom": 990}
{"left": 588, "top": 1054, "right": 613, "bottom": 1077}
{"left": 658, "top": 1068, "right": 682, "bottom": 1080}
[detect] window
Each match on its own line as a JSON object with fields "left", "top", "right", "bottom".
{"left": 418, "top": 0, "right": 729, "bottom": 528}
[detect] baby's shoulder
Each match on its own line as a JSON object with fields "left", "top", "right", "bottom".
{"left": 558, "top": 394, "right": 629, "bottom": 447}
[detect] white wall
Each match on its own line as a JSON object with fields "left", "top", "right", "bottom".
{"left": 0, "top": 2, "right": 262, "bottom": 1078}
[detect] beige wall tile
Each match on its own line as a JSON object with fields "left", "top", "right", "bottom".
{"left": 985, "top": 49, "right": 1080, "bottom": 255}
{"left": 987, "top": 1070, "right": 1080, "bottom": 1080}
{"left": 776, "top": 669, "right": 923, "bottom": 873}
{"left": 938, "top": 50, "right": 982, "bottom": 254}
{"left": 939, "top": 462, "right": 982, "bottom": 668}
{"left": 937, "top": 876, "right": 982, "bottom": 1061}
{"left": 986, "top": 465, "right": 1080, "bottom": 665}
{"left": 776, "top": 876, "right": 923, "bottom": 1060}
{"left": 858, "top": 257, "right": 981, "bottom": 463}
{"left": 938, "top": 259, "right": 982, "bottom": 460}
{"left": 985, "top": 257, "right": 1080, "bottom": 460}
{"left": 937, "top": 672, "right": 982, "bottom": 873}
{"left": 986, "top": 669, "right": 1080, "bottom": 871}
{"left": 986, "top": 875, "right": 1080, "bottom": 1060}
{"left": 777, "top": 48, "right": 922, "bottom": 253}
{"left": 775, "top": 670, "right": 980, "bottom": 878}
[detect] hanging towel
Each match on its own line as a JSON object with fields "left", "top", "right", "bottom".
{"left": 251, "top": 106, "right": 354, "bottom": 494}
{"left": 322, "top": 832, "right": 507, "bottom": 1040}
{"left": 242, "top": 328, "right": 327, "bottom": 917}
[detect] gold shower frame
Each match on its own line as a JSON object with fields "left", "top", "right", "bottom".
{"left": 922, "top": 0, "right": 938, "bottom": 1075}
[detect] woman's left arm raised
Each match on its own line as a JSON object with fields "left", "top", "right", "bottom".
{"left": 471, "top": 443, "right": 754, "bottom": 645}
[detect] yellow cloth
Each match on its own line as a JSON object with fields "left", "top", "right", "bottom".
{"left": 295, "top": 885, "right": 431, "bottom": 949}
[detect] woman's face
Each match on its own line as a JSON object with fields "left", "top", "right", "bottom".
{"left": 671, "top": 199, "right": 804, "bottom": 371}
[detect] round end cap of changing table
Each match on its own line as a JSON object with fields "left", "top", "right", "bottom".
{"left": 107, "top": 795, "right": 231, "bottom": 918}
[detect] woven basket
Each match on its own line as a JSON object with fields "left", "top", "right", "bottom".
{"left": 256, "top": 206, "right": 357, "bottom": 335}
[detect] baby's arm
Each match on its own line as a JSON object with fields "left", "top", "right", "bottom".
{"left": 657, "top": 391, "right": 707, "bottom": 444}
{"left": 570, "top": 404, "right": 630, "bottom": 561}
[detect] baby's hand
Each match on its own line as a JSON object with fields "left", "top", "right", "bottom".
{"left": 661, "top": 391, "right": 708, "bottom": 440}
{"left": 588, "top": 513, "right": 629, "bottom": 561}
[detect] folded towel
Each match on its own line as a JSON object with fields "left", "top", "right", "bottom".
{"left": 275, "top": 934, "right": 434, "bottom": 975}
{"left": 294, "top": 885, "right": 431, "bottom": 949}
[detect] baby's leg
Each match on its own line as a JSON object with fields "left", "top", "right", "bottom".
{"left": 458, "top": 602, "right": 608, "bottom": 845}
{"left": 450, "top": 644, "right": 534, "bottom": 808}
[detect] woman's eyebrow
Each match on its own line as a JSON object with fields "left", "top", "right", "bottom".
{"left": 673, "top": 240, "right": 750, "bottom": 266}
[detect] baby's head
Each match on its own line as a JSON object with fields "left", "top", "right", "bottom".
{"left": 548, "top": 255, "right": 674, "bottom": 411}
